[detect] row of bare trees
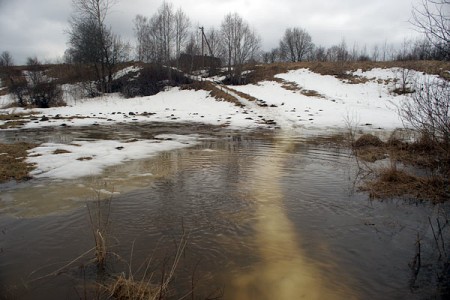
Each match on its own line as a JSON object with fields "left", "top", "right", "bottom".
{"left": 1, "top": 0, "right": 448, "bottom": 104}
{"left": 261, "top": 1, "right": 449, "bottom": 63}
{"left": 133, "top": 2, "right": 261, "bottom": 83}
{"left": 133, "top": 2, "right": 190, "bottom": 65}
{"left": 65, "top": 0, "right": 131, "bottom": 94}
{"left": 263, "top": 34, "right": 448, "bottom": 64}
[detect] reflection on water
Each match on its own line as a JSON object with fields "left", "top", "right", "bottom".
{"left": 0, "top": 126, "right": 445, "bottom": 299}
{"left": 230, "top": 135, "right": 352, "bottom": 299}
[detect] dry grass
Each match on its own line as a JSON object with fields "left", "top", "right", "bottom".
{"left": 77, "top": 156, "right": 93, "bottom": 161}
{"left": 0, "top": 142, "right": 37, "bottom": 182}
{"left": 301, "top": 89, "right": 323, "bottom": 98}
{"left": 305, "top": 133, "right": 348, "bottom": 147}
{"left": 354, "top": 133, "right": 450, "bottom": 171}
{"left": 0, "top": 112, "right": 36, "bottom": 120}
{"left": 0, "top": 120, "right": 27, "bottom": 129}
{"left": 53, "top": 149, "right": 72, "bottom": 154}
{"left": 223, "top": 86, "right": 260, "bottom": 103}
{"left": 109, "top": 274, "right": 158, "bottom": 300}
{"left": 361, "top": 168, "right": 449, "bottom": 203}
{"left": 105, "top": 233, "right": 188, "bottom": 300}
{"left": 352, "top": 134, "right": 387, "bottom": 162}
{"left": 245, "top": 60, "right": 450, "bottom": 84}
{"left": 275, "top": 78, "right": 325, "bottom": 98}
{"left": 354, "top": 134, "right": 384, "bottom": 148}
{"left": 350, "top": 131, "right": 449, "bottom": 202}
{"left": 183, "top": 81, "right": 244, "bottom": 107}
{"left": 86, "top": 192, "right": 113, "bottom": 271}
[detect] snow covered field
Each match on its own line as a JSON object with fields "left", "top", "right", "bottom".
{"left": 0, "top": 66, "right": 443, "bottom": 180}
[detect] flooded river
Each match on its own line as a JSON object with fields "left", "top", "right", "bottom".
{"left": 0, "top": 124, "right": 447, "bottom": 299}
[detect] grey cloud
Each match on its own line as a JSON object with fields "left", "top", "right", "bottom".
{"left": 0, "top": 0, "right": 422, "bottom": 64}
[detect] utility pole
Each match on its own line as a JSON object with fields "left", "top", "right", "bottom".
{"left": 199, "top": 26, "right": 205, "bottom": 69}
{"left": 199, "top": 26, "right": 215, "bottom": 71}
{"left": 199, "top": 26, "right": 214, "bottom": 57}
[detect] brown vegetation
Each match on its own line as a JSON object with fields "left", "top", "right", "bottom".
{"left": 274, "top": 78, "right": 324, "bottom": 98}
{"left": 0, "top": 142, "right": 36, "bottom": 182}
{"left": 245, "top": 60, "right": 450, "bottom": 84}
{"left": 183, "top": 81, "right": 244, "bottom": 107}
{"left": 53, "top": 149, "right": 72, "bottom": 154}
{"left": 108, "top": 274, "right": 158, "bottom": 300}
{"left": 352, "top": 132, "right": 449, "bottom": 203}
{"left": 353, "top": 134, "right": 384, "bottom": 148}
{"left": 0, "top": 120, "right": 27, "bottom": 129}
{"left": 305, "top": 133, "right": 348, "bottom": 147}
{"left": 361, "top": 168, "right": 448, "bottom": 203}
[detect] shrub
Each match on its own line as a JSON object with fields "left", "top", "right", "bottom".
{"left": 400, "top": 78, "right": 449, "bottom": 146}
{"left": 6, "top": 58, "right": 65, "bottom": 108}
{"left": 29, "top": 81, "right": 64, "bottom": 108}
{"left": 116, "top": 64, "right": 192, "bottom": 98}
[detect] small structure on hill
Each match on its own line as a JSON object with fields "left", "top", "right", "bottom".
{"left": 178, "top": 54, "right": 221, "bottom": 73}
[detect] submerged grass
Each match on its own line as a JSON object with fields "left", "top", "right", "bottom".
{"left": 105, "top": 233, "right": 189, "bottom": 300}
{"left": 0, "top": 112, "right": 37, "bottom": 129}
{"left": 361, "top": 168, "right": 449, "bottom": 203}
{"left": 0, "top": 142, "right": 37, "bottom": 182}
{"left": 350, "top": 132, "right": 450, "bottom": 203}
{"left": 87, "top": 190, "right": 113, "bottom": 271}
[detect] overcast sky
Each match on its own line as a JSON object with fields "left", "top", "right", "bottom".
{"left": 0, "top": 0, "right": 423, "bottom": 65}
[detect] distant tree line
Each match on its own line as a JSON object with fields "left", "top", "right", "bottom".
{"left": 133, "top": 2, "right": 260, "bottom": 83}
{"left": 0, "top": 0, "right": 448, "bottom": 106}
{"left": 262, "top": 33, "right": 448, "bottom": 64}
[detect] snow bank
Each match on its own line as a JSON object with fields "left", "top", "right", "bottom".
{"left": 1, "top": 66, "right": 445, "bottom": 181}
{"left": 229, "top": 68, "right": 426, "bottom": 130}
{"left": 112, "top": 65, "right": 142, "bottom": 80}
{"left": 4, "top": 88, "right": 258, "bottom": 130}
{"left": 1, "top": 67, "right": 444, "bottom": 133}
{"left": 27, "top": 134, "right": 198, "bottom": 179}
{"left": 0, "top": 94, "right": 14, "bottom": 108}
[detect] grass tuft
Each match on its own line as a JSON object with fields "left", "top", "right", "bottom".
{"left": 0, "top": 142, "right": 37, "bottom": 182}
{"left": 361, "top": 168, "right": 449, "bottom": 203}
{"left": 354, "top": 134, "right": 384, "bottom": 148}
{"left": 352, "top": 130, "right": 449, "bottom": 202}
{"left": 53, "top": 149, "right": 72, "bottom": 155}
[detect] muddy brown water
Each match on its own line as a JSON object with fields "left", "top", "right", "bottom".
{"left": 0, "top": 124, "right": 447, "bottom": 299}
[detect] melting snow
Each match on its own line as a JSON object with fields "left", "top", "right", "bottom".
{"left": 1, "top": 66, "right": 446, "bottom": 180}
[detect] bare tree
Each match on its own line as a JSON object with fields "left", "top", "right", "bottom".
{"left": 411, "top": 0, "right": 449, "bottom": 59}
{"left": 152, "top": 1, "right": 175, "bottom": 64}
{"left": 400, "top": 78, "right": 449, "bottom": 145}
{"left": 0, "top": 51, "right": 14, "bottom": 91}
{"left": 372, "top": 45, "right": 379, "bottom": 62}
{"left": 279, "top": 27, "right": 313, "bottom": 62}
{"left": 134, "top": 14, "right": 152, "bottom": 62}
{"left": 220, "top": 13, "right": 260, "bottom": 83}
{"left": 336, "top": 39, "right": 349, "bottom": 62}
{"left": 262, "top": 48, "right": 280, "bottom": 64}
{"left": 313, "top": 46, "right": 327, "bottom": 62}
{"left": 8, "top": 57, "right": 63, "bottom": 108}
{"left": 205, "top": 27, "right": 223, "bottom": 58}
{"left": 67, "top": 0, "right": 128, "bottom": 94}
{"left": 0, "top": 51, "right": 14, "bottom": 67}
{"left": 174, "top": 8, "right": 190, "bottom": 62}
{"left": 185, "top": 32, "right": 201, "bottom": 56}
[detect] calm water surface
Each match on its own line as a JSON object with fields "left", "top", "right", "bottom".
{"left": 0, "top": 125, "right": 446, "bottom": 299}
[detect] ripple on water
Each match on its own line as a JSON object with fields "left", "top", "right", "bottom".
{"left": 0, "top": 129, "right": 445, "bottom": 300}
